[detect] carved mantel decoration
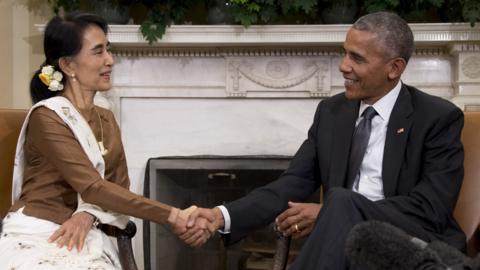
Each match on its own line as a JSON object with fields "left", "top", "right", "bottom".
{"left": 226, "top": 57, "right": 330, "bottom": 97}
{"left": 462, "top": 55, "right": 480, "bottom": 79}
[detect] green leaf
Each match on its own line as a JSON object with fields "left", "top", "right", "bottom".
{"left": 230, "top": 0, "right": 249, "bottom": 4}
{"left": 247, "top": 2, "right": 261, "bottom": 12}
{"left": 385, "top": 0, "right": 400, "bottom": 7}
{"left": 295, "top": 0, "right": 317, "bottom": 14}
{"left": 416, "top": 0, "right": 444, "bottom": 7}
{"left": 462, "top": 0, "right": 480, "bottom": 26}
{"left": 260, "top": 5, "right": 278, "bottom": 23}
{"left": 279, "top": 0, "right": 296, "bottom": 14}
{"left": 140, "top": 19, "right": 167, "bottom": 44}
{"left": 233, "top": 11, "right": 258, "bottom": 27}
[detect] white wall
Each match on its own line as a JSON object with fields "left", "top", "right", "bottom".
{"left": 0, "top": 0, "right": 52, "bottom": 109}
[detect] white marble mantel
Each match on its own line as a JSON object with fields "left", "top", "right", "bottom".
{"left": 102, "top": 23, "right": 480, "bottom": 104}
{"left": 107, "top": 23, "right": 480, "bottom": 46}
{"left": 37, "top": 23, "right": 480, "bottom": 269}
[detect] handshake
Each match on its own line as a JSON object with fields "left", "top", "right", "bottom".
{"left": 167, "top": 206, "right": 224, "bottom": 248}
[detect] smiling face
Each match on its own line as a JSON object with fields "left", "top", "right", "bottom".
{"left": 339, "top": 28, "right": 401, "bottom": 104}
{"left": 68, "top": 25, "right": 113, "bottom": 93}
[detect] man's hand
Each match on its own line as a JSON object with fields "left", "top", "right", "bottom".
{"left": 275, "top": 202, "right": 321, "bottom": 239}
{"left": 48, "top": 211, "right": 94, "bottom": 251}
{"left": 178, "top": 207, "right": 224, "bottom": 248}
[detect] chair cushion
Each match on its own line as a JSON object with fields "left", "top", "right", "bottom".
{"left": 455, "top": 112, "right": 480, "bottom": 256}
{"left": 0, "top": 109, "right": 27, "bottom": 218}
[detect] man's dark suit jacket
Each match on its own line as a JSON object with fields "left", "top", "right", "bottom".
{"left": 225, "top": 83, "right": 466, "bottom": 249}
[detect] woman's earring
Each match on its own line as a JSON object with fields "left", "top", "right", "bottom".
{"left": 71, "top": 74, "right": 76, "bottom": 82}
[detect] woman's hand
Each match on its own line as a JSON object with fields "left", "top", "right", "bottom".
{"left": 48, "top": 211, "right": 95, "bottom": 252}
{"left": 275, "top": 202, "right": 322, "bottom": 239}
{"left": 169, "top": 206, "right": 216, "bottom": 248}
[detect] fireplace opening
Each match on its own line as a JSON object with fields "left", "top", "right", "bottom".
{"left": 143, "top": 156, "right": 316, "bottom": 270}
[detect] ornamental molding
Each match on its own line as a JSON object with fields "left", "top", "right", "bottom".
{"left": 462, "top": 55, "right": 480, "bottom": 79}
{"left": 111, "top": 47, "right": 342, "bottom": 57}
{"left": 226, "top": 57, "right": 330, "bottom": 98}
{"left": 109, "top": 47, "right": 448, "bottom": 57}
{"left": 449, "top": 43, "right": 480, "bottom": 54}
{"left": 413, "top": 47, "right": 447, "bottom": 56}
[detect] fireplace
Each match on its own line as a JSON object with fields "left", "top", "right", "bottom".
{"left": 143, "top": 156, "right": 297, "bottom": 270}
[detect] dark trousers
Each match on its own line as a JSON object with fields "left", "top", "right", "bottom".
{"left": 289, "top": 188, "right": 438, "bottom": 270}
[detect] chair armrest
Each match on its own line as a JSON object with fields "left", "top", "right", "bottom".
{"left": 101, "top": 221, "right": 138, "bottom": 270}
{"left": 272, "top": 235, "right": 291, "bottom": 270}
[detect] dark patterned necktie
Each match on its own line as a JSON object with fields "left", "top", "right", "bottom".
{"left": 347, "top": 106, "right": 377, "bottom": 189}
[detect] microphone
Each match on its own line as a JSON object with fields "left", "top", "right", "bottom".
{"left": 345, "top": 221, "right": 446, "bottom": 270}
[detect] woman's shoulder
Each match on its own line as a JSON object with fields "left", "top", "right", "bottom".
{"left": 29, "top": 105, "right": 63, "bottom": 125}
{"left": 27, "top": 106, "right": 69, "bottom": 140}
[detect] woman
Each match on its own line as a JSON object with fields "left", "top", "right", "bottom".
{"left": 0, "top": 13, "right": 210, "bottom": 269}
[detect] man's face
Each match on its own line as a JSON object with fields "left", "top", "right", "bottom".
{"left": 339, "top": 28, "right": 395, "bottom": 104}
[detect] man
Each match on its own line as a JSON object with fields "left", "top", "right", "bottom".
{"left": 180, "top": 12, "right": 466, "bottom": 269}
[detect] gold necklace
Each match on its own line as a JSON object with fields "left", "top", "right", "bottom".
{"left": 94, "top": 107, "right": 109, "bottom": 156}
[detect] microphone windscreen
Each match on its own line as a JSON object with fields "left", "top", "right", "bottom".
{"left": 345, "top": 221, "right": 443, "bottom": 270}
{"left": 427, "top": 241, "right": 467, "bottom": 267}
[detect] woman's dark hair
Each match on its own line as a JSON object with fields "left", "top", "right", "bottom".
{"left": 30, "top": 12, "right": 108, "bottom": 104}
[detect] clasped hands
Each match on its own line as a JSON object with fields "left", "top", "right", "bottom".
{"left": 168, "top": 206, "right": 225, "bottom": 248}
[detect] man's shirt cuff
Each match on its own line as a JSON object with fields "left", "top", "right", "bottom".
{"left": 216, "top": 205, "right": 231, "bottom": 234}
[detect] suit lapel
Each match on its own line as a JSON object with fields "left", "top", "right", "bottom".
{"left": 328, "top": 99, "right": 359, "bottom": 188}
{"left": 382, "top": 85, "right": 413, "bottom": 197}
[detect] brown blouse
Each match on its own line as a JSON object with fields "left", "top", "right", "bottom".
{"left": 10, "top": 105, "right": 172, "bottom": 225}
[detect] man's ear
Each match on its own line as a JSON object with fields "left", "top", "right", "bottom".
{"left": 58, "top": 57, "right": 75, "bottom": 77}
{"left": 388, "top": 58, "right": 407, "bottom": 80}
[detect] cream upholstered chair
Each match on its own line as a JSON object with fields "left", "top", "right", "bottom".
{"left": 272, "top": 111, "right": 480, "bottom": 270}
{"left": 454, "top": 111, "right": 480, "bottom": 257}
{"left": 0, "top": 109, "right": 25, "bottom": 218}
{"left": 0, "top": 108, "right": 138, "bottom": 270}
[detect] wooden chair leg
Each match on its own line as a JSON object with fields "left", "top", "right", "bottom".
{"left": 116, "top": 221, "right": 138, "bottom": 270}
{"left": 101, "top": 221, "right": 138, "bottom": 270}
{"left": 272, "top": 234, "right": 291, "bottom": 270}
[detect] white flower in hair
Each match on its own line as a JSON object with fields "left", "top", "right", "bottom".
{"left": 41, "top": 65, "right": 54, "bottom": 75}
{"left": 39, "top": 65, "right": 64, "bottom": 92}
{"left": 52, "top": 71, "right": 63, "bottom": 81}
{"left": 48, "top": 80, "right": 61, "bottom": 91}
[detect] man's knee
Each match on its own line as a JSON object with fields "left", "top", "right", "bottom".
{"left": 322, "top": 187, "right": 372, "bottom": 215}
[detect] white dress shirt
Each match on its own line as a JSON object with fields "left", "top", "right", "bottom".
{"left": 352, "top": 81, "right": 402, "bottom": 201}
{"left": 218, "top": 81, "right": 403, "bottom": 232}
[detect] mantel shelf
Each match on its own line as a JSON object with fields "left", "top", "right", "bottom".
{"left": 36, "top": 23, "right": 480, "bottom": 48}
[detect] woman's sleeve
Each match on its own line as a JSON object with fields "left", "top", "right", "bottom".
{"left": 29, "top": 107, "right": 172, "bottom": 225}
